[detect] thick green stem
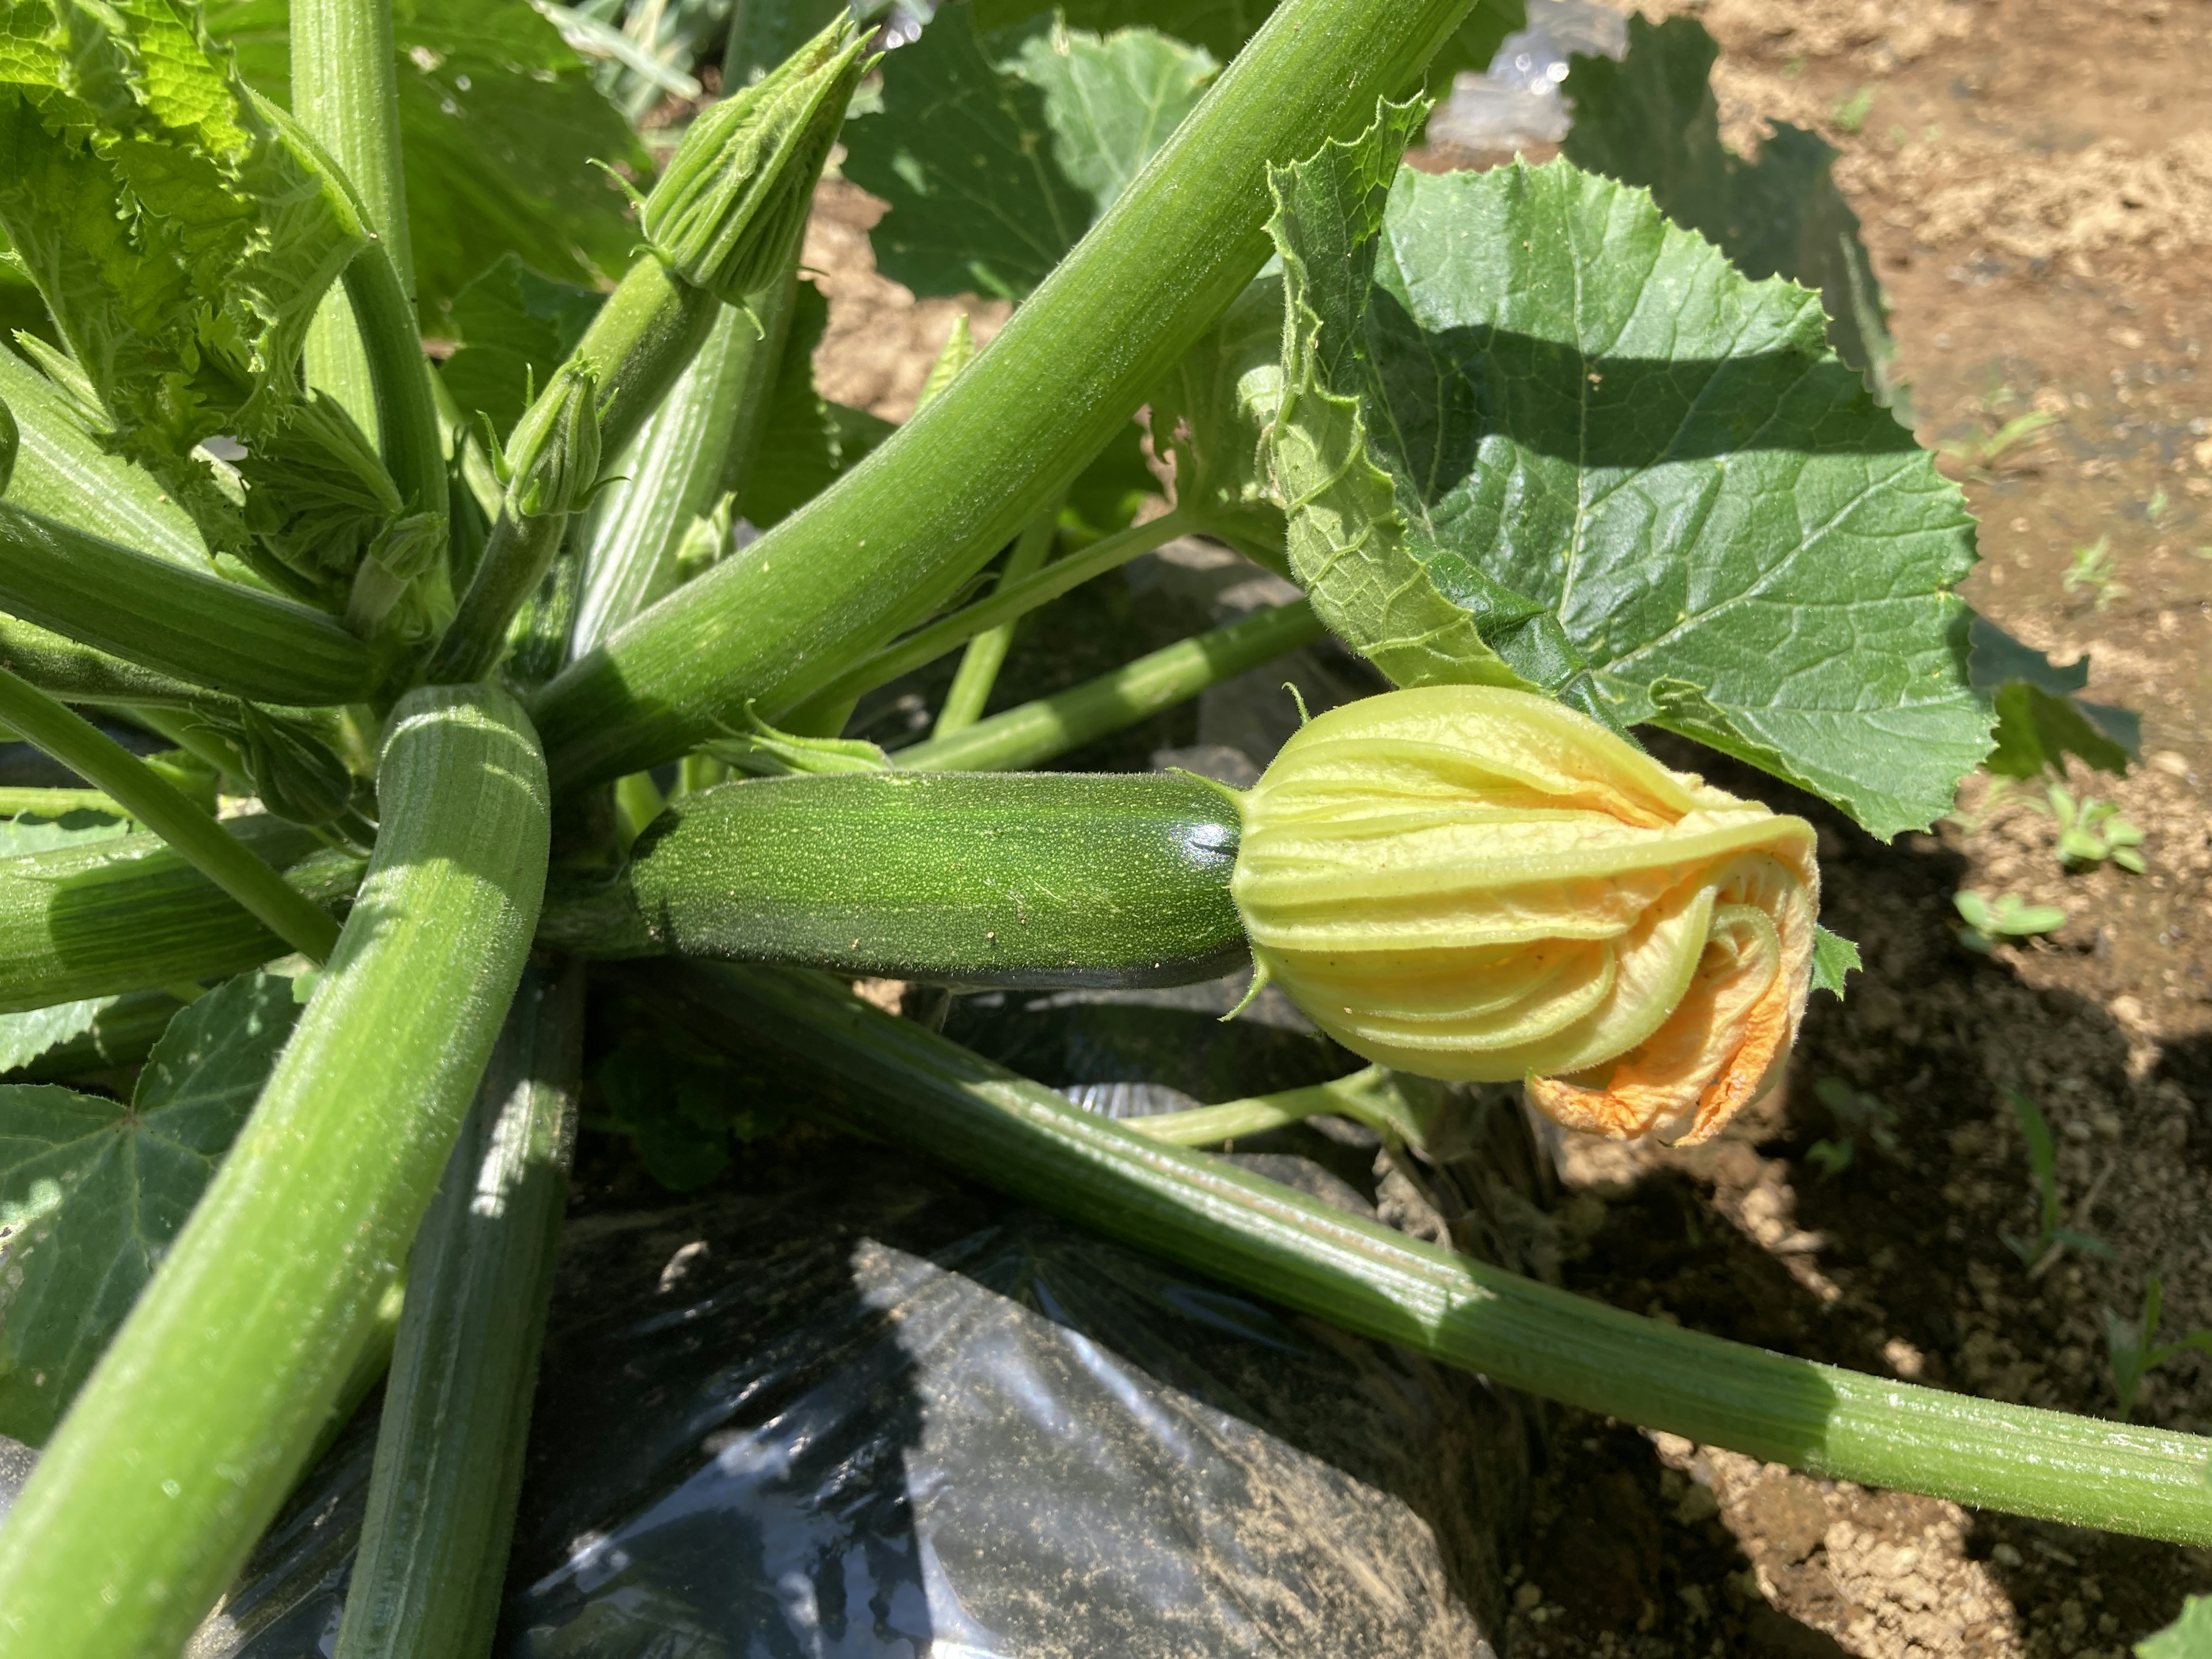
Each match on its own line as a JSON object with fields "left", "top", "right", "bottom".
{"left": 0, "top": 686, "right": 550, "bottom": 1659}
{"left": 0, "top": 615, "right": 208, "bottom": 708}
{"left": 899, "top": 597, "right": 1324, "bottom": 773}
{"left": 292, "top": 0, "right": 414, "bottom": 440}
{"left": 573, "top": 273, "right": 798, "bottom": 655}
{"left": 0, "top": 349, "right": 208, "bottom": 567}
{"left": 787, "top": 507, "right": 1194, "bottom": 725}
{"left": 0, "top": 815, "right": 356, "bottom": 1013}
{"left": 291, "top": 0, "right": 414, "bottom": 295}
{"left": 530, "top": 0, "right": 1484, "bottom": 790}
{"left": 0, "top": 503, "right": 378, "bottom": 704}
{"left": 668, "top": 963, "right": 2212, "bottom": 1547}
{"left": 933, "top": 505, "right": 1060, "bottom": 737}
{"left": 0, "top": 668, "right": 342, "bottom": 961}
{"left": 335, "top": 961, "right": 583, "bottom": 1659}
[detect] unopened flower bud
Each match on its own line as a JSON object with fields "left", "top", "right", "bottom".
{"left": 505, "top": 362, "right": 603, "bottom": 518}
{"left": 1232, "top": 686, "right": 1819, "bottom": 1145}
{"left": 642, "top": 17, "right": 871, "bottom": 305}
{"left": 196, "top": 701, "right": 356, "bottom": 827}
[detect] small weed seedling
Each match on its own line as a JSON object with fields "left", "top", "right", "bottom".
{"left": 2061, "top": 537, "right": 2126, "bottom": 610}
{"left": 1939, "top": 410, "right": 2056, "bottom": 475}
{"left": 2000, "top": 1089, "right": 2115, "bottom": 1274}
{"left": 2048, "top": 783, "right": 2146, "bottom": 873}
{"left": 1831, "top": 85, "right": 1874, "bottom": 133}
{"left": 1953, "top": 889, "right": 2067, "bottom": 953}
{"left": 2102, "top": 1275, "right": 2212, "bottom": 1421}
{"left": 1806, "top": 1077, "right": 1902, "bottom": 1179}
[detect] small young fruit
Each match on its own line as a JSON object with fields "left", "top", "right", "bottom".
{"left": 1232, "top": 685, "right": 1819, "bottom": 1144}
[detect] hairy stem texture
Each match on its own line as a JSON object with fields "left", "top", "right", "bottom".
{"left": 672, "top": 964, "right": 2212, "bottom": 1547}
{"left": 0, "top": 686, "right": 551, "bottom": 1659}
{"left": 529, "top": 0, "right": 1483, "bottom": 790}
{"left": 0, "top": 503, "right": 377, "bottom": 704}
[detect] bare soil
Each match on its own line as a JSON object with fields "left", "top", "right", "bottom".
{"left": 802, "top": 3, "right": 2212, "bottom": 1648}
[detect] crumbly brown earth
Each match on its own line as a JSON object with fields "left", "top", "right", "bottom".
{"left": 804, "top": 3, "right": 2212, "bottom": 1646}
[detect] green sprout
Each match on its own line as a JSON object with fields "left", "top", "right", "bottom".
{"left": 2061, "top": 536, "right": 2127, "bottom": 611}
{"left": 1953, "top": 889, "right": 2067, "bottom": 953}
{"left": 1831, "top": 86, "right": 1874, "bottom": 133}
{"left": 1806, "top": 1076, "right": 1901, "bottom": 1178}
{"left": 1939, "top": 410, "right": 2056, "bottom": 475}
{"left": 2049, "top": 782, "right": 2146, "bottom": 873}
{"left": 2102, "top": 1275, "right": 2212, "bottom": 1422}
{"left": 1999, "top": 1088, "right": 2114, "bottom": 1274}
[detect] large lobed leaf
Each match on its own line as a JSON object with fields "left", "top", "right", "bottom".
{"left": 843, "top": 3, "right": 1216, "bottom": 302}
{"left": 0, "top": 970, "right": 299, "bottom": 1443}
{"left": 1267, "top": 119, "right": 1990, "bottom": 840}
{"left": 0, "top": 0, "right": 380, "bottom": 589}
{"left": 1562, "top": 15, "right": 1907, "bottom": 415}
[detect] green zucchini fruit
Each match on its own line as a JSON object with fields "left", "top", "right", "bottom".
{"left": 0, "top": 817, "right": 362, "bottom": 1012}
{"left": 0, "top": 685, "right": 551, "bottom": 1659}
{"left": 543, "top": 770, "right": 1249, "bottom": 987}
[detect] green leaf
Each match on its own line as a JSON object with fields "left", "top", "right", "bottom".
{"left": 737, "top": 277, "right": 894, "bottom": 529}
{"left": 0, "top": 998, "right": 111, "bottom": 1075}
{"left": 437, "top": 253, "right": 606, "bottom": 441}
{"left": 1810, "top": 926, "right": 1858, "bottom": 998}
{"left": 1004, "top": 20, "right": 1218, "bottom": 221}
{"left": 207, "top": 0, "right": 650, "bottom": 316}
{"left": 843, "top": 6, "right": 1217, "bottom": 302}
{"left": 1562, "top": 14, "right": 1906, "bottom": 412}
{"left": 0, "top": 0, "right": 376, "bottom": 585}
{"left": 1971, "top": 618, "right": 2139, "bottom": 779}
{"left": 1267, "top": 130, "right": 1991, "bottom": 839}
{"left": 1145, "top": 273, "right": 1287, "bottom": 560}
{"left": 0, "top": 809, "right": 132, "bottom": 858}
{"left": 2138, "top": 1596, "right": 2212, "bottom": 1659}
{"left": 0, "top": 969, "right": 298, "bottom": 1442}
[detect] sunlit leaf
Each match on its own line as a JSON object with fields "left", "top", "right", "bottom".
{"left": 1267, "top": 118, "right": 1990, "bottom": 839}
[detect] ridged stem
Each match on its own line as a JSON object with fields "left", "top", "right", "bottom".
{"left": 0, "top": 615, "right": 208, "bottom": 707}
{"left": 669, "top": 963, "right": 2212, "bottom": 1548}
{"left": 530, "top": 0, "right": 1488, "bottom": 790}
{"left": 897, "top": 597, "right": 1323, "bottom": 773}
{"left": 0, "top": 503, "right": 377, "bottom": 705}
{"left": 0, "top": 667, "right": 341, "bottom": 961}
{"left": 0, "top": 686, "right": 551, "bottom": 1659}
{"left": 334, "top": 961, "right": 584, "bottom": 1659}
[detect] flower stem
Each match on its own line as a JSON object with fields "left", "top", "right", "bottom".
{"left": 668, "top": 962, "right": 2212, "bottom": 1548}
{"left": 896, "top": 597, "right": 1323, "bottom": 774}
{"left": 0, "top": 667, "right": 341, "bottom": 961}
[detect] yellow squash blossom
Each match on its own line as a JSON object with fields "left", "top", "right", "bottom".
{"left": 1231, "top": 685, "right": 1819, "bottom": 1145}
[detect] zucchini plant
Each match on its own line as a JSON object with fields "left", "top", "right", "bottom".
{"left": 0, "top": 0, "right": 2205, "bottom": 1651}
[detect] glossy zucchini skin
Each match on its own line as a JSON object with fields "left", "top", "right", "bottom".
{"left": 560, "top": 770, "right": 1249, "bottom": 988}
{"left": 0, "top": 816, "right": 362, "bottom": 1012}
